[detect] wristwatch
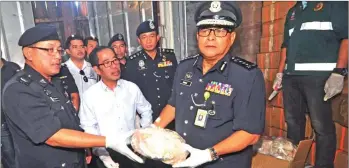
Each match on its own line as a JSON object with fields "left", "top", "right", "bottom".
{"left": 333, "top": 68, "right": 348, "bottom": 76}
{"left": 208, "top": 147, "right": 219, "bottom": 161}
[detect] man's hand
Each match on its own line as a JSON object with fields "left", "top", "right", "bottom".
{"left": 272, "top": 73, "right": 283, "bottom": 90}
{"left": 99, "top": 156, "right": 119, "bottom": 168}
{"left": 105, "top": 130, "right": 144, "bottom": 164}
{"left": 324, "top": 73, "right": 345, "bottom": 101}
{"left": 172, "top": 144, "right": 213, "bottom": 168}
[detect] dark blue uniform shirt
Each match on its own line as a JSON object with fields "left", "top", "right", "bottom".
{"left": 122, "top": 48, "right": 178, "bottom": 129}
{"left": 168, "top": 54, "right": 266, "bottom": 168}
{"left": 2, "top": 65, "right": 85, "bottom": 168}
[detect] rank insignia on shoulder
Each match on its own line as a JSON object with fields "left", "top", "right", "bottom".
{"left": 161, "top": 48, "right": 174, "bottom": 53}
{"left": 231, "top": 56, "right": 257, "bottom": 70}
{"left": 17, "top": 74, "right": 32, "bottom": 86}
{"left": 181, "top": 54, "right": 199, "bottom": 63}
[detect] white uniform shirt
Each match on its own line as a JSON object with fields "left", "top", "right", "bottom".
{"left": 65, "top": 58, "right": 98, "bottom": 98}
{"left": 79, "top": 79, "right": 153, "bottom": 156}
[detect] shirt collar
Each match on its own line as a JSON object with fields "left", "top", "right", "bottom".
{"left": 99, "top": 79, "right": 123, "bottom": 92}
{"left": 24, "top": 64, "right": 56, "bottom": 88}
{"left": 193, "top": 53, "right": 231, "bottom": 77}
{"left": 67, "top": 58, "right": 91, "bottom": 71}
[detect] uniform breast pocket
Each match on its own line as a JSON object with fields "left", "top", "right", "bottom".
{"left": 50, "top": 102, "right": 65, "bottom": 116}
{"left": 207, "top": 104, "right": 233, "bottom": 128}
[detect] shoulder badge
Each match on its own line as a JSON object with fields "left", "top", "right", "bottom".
{"left": 17, "top": 74, "right": 33, "bottom": 86}
{"left": 161, "top": 48, "right": 174, "bottom": 54}
{"left": 128, "top": 50, "right": 143, "bottom": 60}
{"left": 181, "top": 54, "right": 199, "bottom": 61}
{"left": 231, "top": 56, "right": 257, "bottom": 70}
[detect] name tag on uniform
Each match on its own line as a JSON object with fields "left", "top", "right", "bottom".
{"left": 180, "top": 79, "right": 192, "bottom": 86}
{"left": 194, "top": 109, "right": 208, "bottom": 128}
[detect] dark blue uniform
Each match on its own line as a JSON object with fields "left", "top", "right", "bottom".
{"left": 54, "top": 63, "right": 79, "bottom": 99}
{"left": 122, "top": 48, "right": 178, "bottom": 129}
{"left": 2, "top": 65, "right": 86, "bottom": 168}
{"left": 167, "top": 54, "right": 266, "bottom": 168}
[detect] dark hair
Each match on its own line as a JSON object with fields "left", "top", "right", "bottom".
{"left": 89, "top": 46, "right": 115, "bottom": 67}
{"left": 64, "top": 35, "right": 84, "bottom": 49}
{"left": 84, "top": 36, "right": 99, "bottom": 46}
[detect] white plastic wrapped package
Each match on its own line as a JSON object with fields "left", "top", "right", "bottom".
{"left": 131, "top": 127, "right": 189, "bottom": 165}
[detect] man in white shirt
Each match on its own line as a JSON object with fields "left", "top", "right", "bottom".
{"left": 64, "top": 35, "right": 98, "bottom": 102}
{"left": 79, "top": 46, "right": 153, "bottom": 168}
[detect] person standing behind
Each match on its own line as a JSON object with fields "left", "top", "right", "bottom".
{"left": 1, "top": 54, "right": 21, "bottom": 168}
{"left": 64, "top": 35, "right": 98, "bottom": 103}
{"left": 272, "top": 2, "right": 348, "bottom": 168}
{"left": 84, "top": 36, "right": 99, "bottom": 62}
{"left": 80, "top": 46, "right": 153, "bottom": 168}
{"left": 122, "top": 20, "right": 178, "bottom": 131}
{"left": 108, "top": 33, "right": 128, "bottom": 66}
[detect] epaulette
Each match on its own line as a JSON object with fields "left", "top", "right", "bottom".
{"left": 231, "top": 56, "right": 257, "bottom": 70}
{"left": 160, "top": 48, "right": 174, "bottom": 53}
{"left": 128, "top": 50, "right": 143, "bottom": 60}
{"left": 181, "top": 54, "right": 199, "bottom": 62}
{"left": 17, "top": 73, "right": 33, "bottom": 86}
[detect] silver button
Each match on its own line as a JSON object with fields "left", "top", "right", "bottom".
{"left": 199, "top": 79, "right": 203, "bottom": 82}
{"left": 212, "top": 101, "right": 216, "bottom": 105}
{"left": 156, "top": 79, "right": 158, "bottom": 82}
{"left": 158, "top": 104, "right": 161, "bottom": 106}
{"left": 158, "top": 96, "right": 160, "bottom": 98}
{"left": 190, "top": 106, "right": 193, "bottom": 110}
{"left": 194, "top": 93, "right": 198, "bottom": 97}
{"left": 143, "top": 74, "right": 146, "bottom": 76}
{"left": 157, "top": 88, "right": 160, "bottom": 90}
{"left": 184, "top": 120, "right": 188, "bottom": 124}
{"left": 183, "top": 132, "right": 187, "bottom": 136}
{"left": 180, "top": 92, "right": 183, "bottom": 95}
{"left": 61, "top": 163, "right": 66, "bottom": 167}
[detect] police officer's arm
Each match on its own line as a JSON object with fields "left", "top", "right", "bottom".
{"left": 153, "top": 67, "right": 180, "bottom": 127}
{"left": 133, "top": 82, "right": 153, "bottom": 127}
{"left": 62, "top": 66, "right": 80, "bottom": 111}
{"left": 331, "top": 2, "right": 348, "bottom": 68}
{"left": 3, "top": 84, "right": 106, "bottom": 148}
{"left": 212, "top": 69, "right": 266, "bottom": 156}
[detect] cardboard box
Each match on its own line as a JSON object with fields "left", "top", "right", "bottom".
{"left": 252, "top": 139, "right": 313, "bottom": 168}
{"left": 334, "top": 150, "right": 348, "bottom": 168}
{"left": 332, "top": 94, "right": 348, "bottom": 128}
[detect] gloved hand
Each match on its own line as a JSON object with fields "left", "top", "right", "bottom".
{"left": 105, "top": 130, "right": 144, "bottom": 164}
{"left": 99, "top": 156, "right": 119, "bottom": 168}
{"left": 324, "top": 73, "right": 345, "bottom": 101}
{"left": 172, "top": 144, "right": 213, "bottom": 168}
{"left": 272, "top": 73, "right": 283, "bottom": 90}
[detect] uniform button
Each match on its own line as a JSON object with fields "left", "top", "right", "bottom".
{"left": 184, "top": 120, "right": 188, "bottom": 124}
{"left": 183, "top": 132, "right": 187, "bottom": 136}
{"left": 190, "top": 106, "right": 193, "bottom": 110}
{"left": 194, "top": 93, "right": 198, "bottom": 97}
{"left": 180, "top": 92, "right": 183, "bottom": 95}
{"left": 158, "top": 104, "right": 161, "bottom": 106}
{"left": 157, "top": 88, "right": 160, "bottom": 90}
{"left": 156, "top": 79, "right": 158, "bottom": 82}
{"left": 61, "top": 163, "right": 66, "bottom": 167}
{"left": 199, "top": 79, "right": 203, "bottom": 82}
{"left": 143, "top": 74, "right": 146, "bottom": 76}
{"left": 158, "top": 96, "right": 160, "bottom": 98}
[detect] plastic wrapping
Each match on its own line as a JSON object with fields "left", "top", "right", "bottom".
{"left": 255, "top": 136, "right": 297, "bottom": 161}
{"left": 131, "top": 127, "right": 189, "bottom": 165}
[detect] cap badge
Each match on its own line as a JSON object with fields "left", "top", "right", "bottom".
{"left": 209, "top": 1, "right": 222, "bottom": 13}
{"left": 117, "top": 34, "right": 123, "bottom": 40}
{"left": 149, "top": 20, "right": 155, "bottom": 29}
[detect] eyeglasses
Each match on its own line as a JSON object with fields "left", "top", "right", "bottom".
{"left": 79, "top": 70, "right": 88, "bottom": 82}
{"left": 198, "top": 28, "right": 231, "bottom": 37}
{"left": 29, "top": 46, "right": 64, "bottom": 55}
{"left": 98, "top": 58, "right": 119, "bottom": 68}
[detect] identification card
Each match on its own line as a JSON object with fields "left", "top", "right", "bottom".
{"left": 194, "top": 109, "right": 208, "bottom": 128}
